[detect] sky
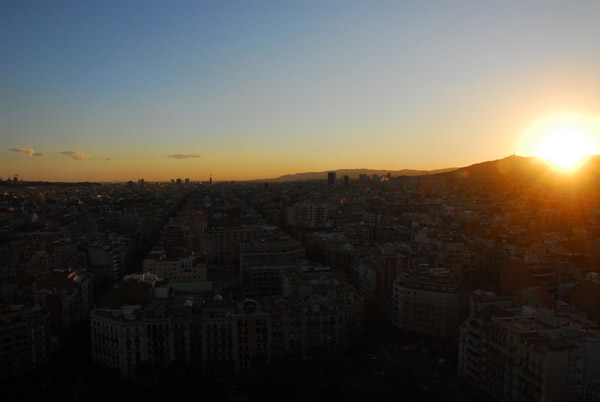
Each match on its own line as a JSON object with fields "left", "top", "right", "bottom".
{"left": 2, "top": 0, "right": 600, "bottom": 182}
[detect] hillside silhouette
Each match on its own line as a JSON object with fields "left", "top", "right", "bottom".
{"left": 264, "top": 167, "right": 458, "bottom": 182}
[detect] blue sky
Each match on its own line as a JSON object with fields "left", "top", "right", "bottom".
{"left": 2, "top": 0, "right": 600, "bottom": 181}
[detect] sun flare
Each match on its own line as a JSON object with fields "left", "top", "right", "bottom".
{"left": 537, "top": 129, "right": 595, "bottom": 171}
{"left": 520, "top": 113, "right": 600, "bottom": 172}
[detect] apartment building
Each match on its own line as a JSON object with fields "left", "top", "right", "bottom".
{"left": 392, "top": 266, "right": 460, "bottom": 339}
{"left": 459, "top": 304, "right": 600, "bottom": 402}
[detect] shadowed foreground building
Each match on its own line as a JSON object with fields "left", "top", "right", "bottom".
{"left": 239, "top": 234, "right": 305, "bottom": 296}
{"left": 142, "top": 247, "right": 208, "bottom": 292}
{"left": 91, "top": 282, "right": 363, "bottom": 377}
{"left": 0, "top": 304, "right": 49, "bottom": 378}
{"left": 392, "top": 266, "right": 461, "bottom": 339}
{"left": 459, "top": 304, "right": 600, "bottom": 402}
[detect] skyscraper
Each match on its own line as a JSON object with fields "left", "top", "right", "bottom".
{"left": 327, "top": 172, "right": 336, "bottom": 185}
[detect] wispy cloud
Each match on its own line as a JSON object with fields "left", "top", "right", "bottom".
{"left": 10, "top": 147, "right": 34, "bottom": 156}
{"left": 33, "top": 152, "right": 48, "bottom": 157}
{"left": 61, "top": 150, "right": 90, "bottom": 160}
{"left": 168, "top": 153, "right": 206, "bottom": 160}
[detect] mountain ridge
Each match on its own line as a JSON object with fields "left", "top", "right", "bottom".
{"left": 438, "top": 154, "right": 600, "bottom": 187}
{"left": 262, "top": 167, "right": 459, "bottom": 182}
{"left": 259, "top": 154, "right": 600, "bottom": 183}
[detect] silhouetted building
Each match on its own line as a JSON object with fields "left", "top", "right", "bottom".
{"left": 328, "top": 172, "right": 336, "bottom": 185}
{"left": 0, "top": 304, "right": 49, "bottom": 378}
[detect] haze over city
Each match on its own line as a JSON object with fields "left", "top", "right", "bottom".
{"left": 2, "top": 0, "right": 600, "bottom": 181}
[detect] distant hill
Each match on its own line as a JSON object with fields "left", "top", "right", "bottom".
{"left": 264, "top": 167, "right": 458, "bottom": 182}
{"left": 445, "top": 155, "right": 545, "bottom": 179}
{"left": 262, "top": 154, "right": 600, "bottom": 184}
{"left": 440, "top": 154, "right": 600, "bottom": 185}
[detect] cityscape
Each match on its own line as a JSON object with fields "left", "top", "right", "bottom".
{"left": 3, "top": 1, "right": 600, "bottom": 402}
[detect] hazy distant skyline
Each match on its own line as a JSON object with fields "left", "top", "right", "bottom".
{"left": 2, "top": 0, "right": 600, "bottom": 181}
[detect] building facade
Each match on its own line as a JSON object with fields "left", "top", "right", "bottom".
{"left": 91, "top": 286, "right": 363, "bottom": 377}
{"left": 0, "top": 304, "right": 49, "bottom": 378}
{"left": 459, "top": 304, "right": 600, "bottom": 402}
{"left": 392, "top": 267, "right": 460, "bottom": 339}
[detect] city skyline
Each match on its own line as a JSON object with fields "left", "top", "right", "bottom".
{"left": 2, "top": 1, "right": 600, "bottom": 181}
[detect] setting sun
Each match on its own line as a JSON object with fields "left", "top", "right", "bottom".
{"left": 519, "top": 113, "right": 600, "bottom": 172}
{"left": 537, "top": 129, "right": 596, "bottom": 171}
